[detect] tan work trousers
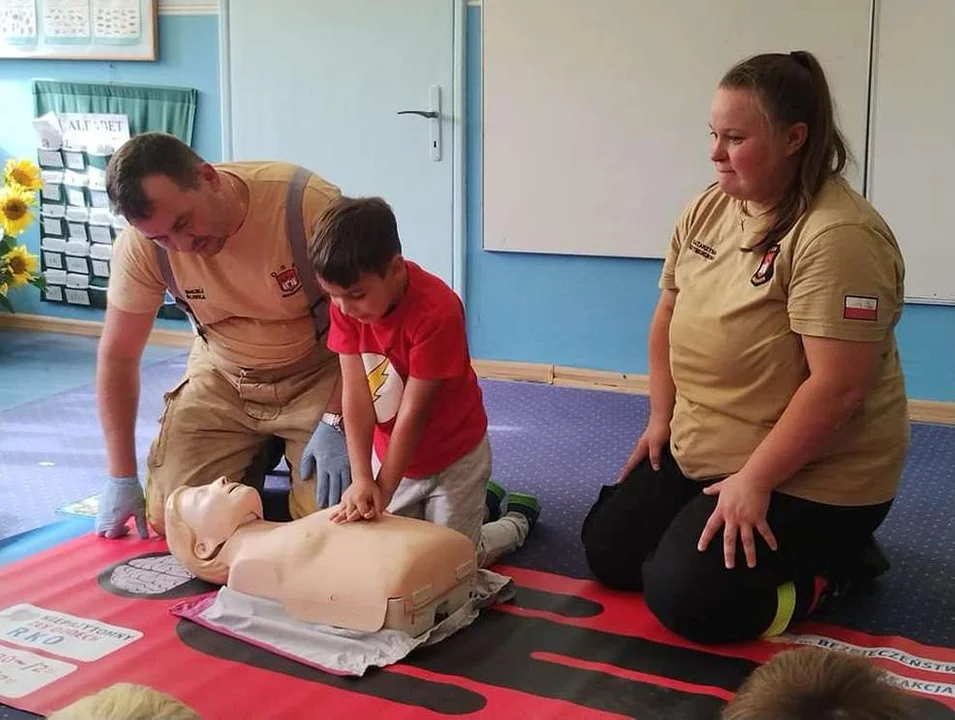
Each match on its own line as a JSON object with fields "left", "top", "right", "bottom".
{"left": 145, "top": 339, "right": 340, "bottom": 535}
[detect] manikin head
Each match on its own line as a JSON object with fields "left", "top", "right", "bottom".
{"left": 164, "top": 477, "right": 264, "bottom": 584}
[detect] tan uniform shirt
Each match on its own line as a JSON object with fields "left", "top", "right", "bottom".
{"left": 108, "top": 162, "right": 341, "bottom": 370}
{"left": 660, "top": 177, "right": 909, "bottom": 506}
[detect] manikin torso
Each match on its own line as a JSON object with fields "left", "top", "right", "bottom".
{"left": 166, "top": 479, "right": 477, "bottom": 633}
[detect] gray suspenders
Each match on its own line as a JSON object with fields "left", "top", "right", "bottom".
{"left": 154, "top": 166, "right": 329, "bottom": 342}
{"left": 285, "top": 166, "right": 329, "bottom": 339}
{"left": 154, "top": 244, "right": 200, "bottom": 336}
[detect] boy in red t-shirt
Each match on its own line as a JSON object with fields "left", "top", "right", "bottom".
{"left": 307, "top": 195, "right": 540, "bottom": 567}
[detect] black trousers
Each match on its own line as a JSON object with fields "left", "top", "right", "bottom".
{"left": 581, "top": 445, "right": 891, "bottom": 644}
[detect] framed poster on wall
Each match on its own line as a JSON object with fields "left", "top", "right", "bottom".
{"left": 0, "top": 0, "right": 158, "bottom": 61}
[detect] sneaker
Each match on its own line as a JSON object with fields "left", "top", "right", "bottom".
{"left": 485, "top": 479, "right": 506, "bottom": 522}
{"left": 501, "top": 492, "right": 541, "bottom": 529}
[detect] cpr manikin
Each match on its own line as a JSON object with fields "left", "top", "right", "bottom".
{"left": 164, "top": 478, "right": 477, "bottom": 636}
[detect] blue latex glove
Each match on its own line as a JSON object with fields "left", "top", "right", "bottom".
{"left": 95, "top": 476, "right": 149, "bottom": 539}
{"left": 300, "top": 421, "right": 352, "bottom": 509}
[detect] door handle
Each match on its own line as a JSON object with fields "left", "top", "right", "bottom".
{"left": 397, "top": 85, "right": 441, "bottom": 161}
{"left": 397, "top": 110, "right": 438, "bottom": 119}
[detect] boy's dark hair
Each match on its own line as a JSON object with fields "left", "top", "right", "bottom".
{"left": 309, "top": 196, "right": 402, "bottom": 287}
{"left": 105, "top": 132, "right": 204, "bottom": 221}
{"left": 722, "top": 647, "right": 915, "bottom": 720}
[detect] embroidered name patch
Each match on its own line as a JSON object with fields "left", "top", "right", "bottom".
{"left": 689, "top": 239, "right": 716, "bottom": 260}
{"left": 844, "top": 295, "right": 878, "bottom": 321}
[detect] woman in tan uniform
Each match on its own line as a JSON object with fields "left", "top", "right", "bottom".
{"left": 581, "top": 51, "right": 909, "bottom": 644}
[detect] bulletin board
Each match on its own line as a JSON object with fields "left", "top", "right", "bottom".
{"left": 33, "top": 110, "right": 130, "bottom": 310}
{"left": 31, "top": 79, "right": 197, "bottom": 317}
{"left": 0, "top": 0, "right": 158, "bottom": 61}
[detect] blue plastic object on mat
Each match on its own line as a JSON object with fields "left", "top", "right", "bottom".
{"left": 0, "top": 518, "right": 92, "bottom": 568}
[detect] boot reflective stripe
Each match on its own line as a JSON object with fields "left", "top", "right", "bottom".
{"left": 762, "top": 581, "right": 797, "bottom": 638}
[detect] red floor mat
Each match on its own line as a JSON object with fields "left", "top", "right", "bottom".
{"left": 1, "top": 532, "right": 953, "bottom": 719}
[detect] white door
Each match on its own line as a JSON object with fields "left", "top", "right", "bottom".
{"left": 223, "top": 0, "right": 460, "bottom": 288}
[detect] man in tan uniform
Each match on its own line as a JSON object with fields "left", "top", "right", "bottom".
{"left": 95, "top": 132, "right": 349, "bottom": 539}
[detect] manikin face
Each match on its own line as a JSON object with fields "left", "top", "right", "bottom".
{"left": 318, "top": 255, "right": 405, "bottom": 324}
{"left": 708, "top": 87, "right": 807, "bottom": 211}
{"left": 131, "top": 164, "right": 235, "bottom": 256}
{"left": 177, "top": 477, "right": 263, "bottom": 558}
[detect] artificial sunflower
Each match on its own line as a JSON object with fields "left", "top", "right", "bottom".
{"left": 3, "top": 158, "right": 43, "bottom": 192}
{"left": 0, "top": 185, "right": 36, "bottom": 236}
{"left": 2, "top": 245, "right": 39, "bottom": 289}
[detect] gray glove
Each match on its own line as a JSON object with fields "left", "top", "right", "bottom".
{"left": 95, "top": 476, "right": 148, "bottom": 539}
{"left": 300, "top": 418, "right": 351, "bottom": 508}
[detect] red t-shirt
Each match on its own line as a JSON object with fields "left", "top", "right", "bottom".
{"left": 327, "top": 261, "right": 488, "bottom": 478}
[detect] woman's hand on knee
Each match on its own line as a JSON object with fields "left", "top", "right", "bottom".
{"left": 698, "top": 472, "right": 778, "bottom": 569}
{"left": 617, "top": 415, "right": 670, "bottom": 482}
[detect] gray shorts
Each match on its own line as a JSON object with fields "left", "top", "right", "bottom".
{"left": 382, "top": 435, "right": 491, "bottom": 547}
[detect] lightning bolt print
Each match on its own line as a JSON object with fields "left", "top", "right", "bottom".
{"left": 367, "top": 358, "right": 390, "bottom": 402}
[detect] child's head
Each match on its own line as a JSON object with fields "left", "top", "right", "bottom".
{"left": 309, "top": 195, "right": 405, "bottom": 322}
{"left": 47, "top": 683, "right": 199, "bottom": 720}
{"left": 722, "top": 647, "right": 915, "bottom": 720}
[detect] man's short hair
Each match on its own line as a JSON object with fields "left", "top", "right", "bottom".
{"left": 309, "top": 196, "right": 402, "bottom": 288}
{"left": 105, "top": 132, "right": 204, "bottom": 221}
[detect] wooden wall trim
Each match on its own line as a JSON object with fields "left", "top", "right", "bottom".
{"left": 4, "top": 316, "right": 952, "bottom": 425}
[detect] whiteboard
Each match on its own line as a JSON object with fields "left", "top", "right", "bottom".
{"left": 482, "top": 0, "right": 871, "bottom": 261}
{"left": 867, "top": 0, "right": 955, "bottom": 303}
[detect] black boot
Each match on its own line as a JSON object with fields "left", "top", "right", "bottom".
{"left": 848, "top": 535, "right": 891, "bottom": 585}
{"left": 823, "top": 535, "right": 890, "bottom": 603}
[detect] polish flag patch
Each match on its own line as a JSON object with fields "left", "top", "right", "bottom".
{"left": 844, "top": 295, "right": 878, "bottom": 321}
